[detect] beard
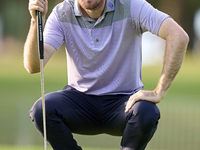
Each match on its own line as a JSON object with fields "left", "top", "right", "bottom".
{"left": 79, "top": 0, "right": 104, "bottom": 10}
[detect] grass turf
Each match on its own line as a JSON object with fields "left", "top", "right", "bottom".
{"left": 0, "top": 146, "right": 117, "bottom": 150}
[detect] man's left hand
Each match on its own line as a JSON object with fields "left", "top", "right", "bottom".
{"left": 125, "top": 90, "right": 163, "bottom": 113}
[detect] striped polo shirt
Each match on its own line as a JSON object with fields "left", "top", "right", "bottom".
{"left": 44, "top": 0, "right": 169, "bottom": 95}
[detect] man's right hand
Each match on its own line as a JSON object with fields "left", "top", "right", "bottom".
{"left": 28, "top": 0, "right": 48, "bottom": 21}
{"left": 24, "top": 0, "right": 56, "bottom": 74}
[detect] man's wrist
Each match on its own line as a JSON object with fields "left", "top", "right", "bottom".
{"left": 31, "top": 17, "right": 46, "bottom": 27}
{"left": 154, "top": 84, "right": 167, "bottom": 101}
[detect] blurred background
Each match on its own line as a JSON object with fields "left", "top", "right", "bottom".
{"left": 0, "top": 0, "right": 199, "bottom": 150}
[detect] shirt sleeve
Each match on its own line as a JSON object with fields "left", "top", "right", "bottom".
{"left": 130, "top": 0, "right": 170, "bottom": 35}
{"left": 44, "top": 6, "right": 64, "bottom": 50}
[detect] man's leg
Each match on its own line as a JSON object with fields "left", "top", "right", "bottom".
{"left": 29, "top": 89, "right": 160, "bottom": 150}
{"left": 120, "top": 100, "right": 160, "bottom": 150}
{"left": 97, "top": 95, "right": 160, "bottom": 150}
{"left": 96, "top": 95, "right": 160, "bottom": 150}
{"left": 29, "top": 86, "right": 101, "bottom": 150}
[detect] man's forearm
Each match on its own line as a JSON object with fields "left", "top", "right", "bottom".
{"left": 155, "top": 28, "right": 189, "bottom": 98}
{"left": 24, "top": 19, "right": 40, "bottom": 74}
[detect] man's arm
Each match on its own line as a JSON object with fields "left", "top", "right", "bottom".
{"left": 154, "top": 18, "right": 189, "bottom": 100}
{"left": 125, "top": 18, "right": 189, "bottom": 112}
{"left": 24, "top": 0, "right": 56, "bottom": 74}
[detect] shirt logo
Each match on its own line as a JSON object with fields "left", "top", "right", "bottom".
{"left": 108, "top": 2, "right": 114, "bottom": 8}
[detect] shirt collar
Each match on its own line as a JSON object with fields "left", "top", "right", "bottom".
{"left": 105, "top": 0, "right": 115, "bottom": 13}
{"left": 74, "top": 0, "right": 115, "bottom": 17}
{"left": 74, "top": 0, "right": 82, "bottom": 16}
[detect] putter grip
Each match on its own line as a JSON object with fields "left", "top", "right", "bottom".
{"left": 37, "top": 10, "right": 44, "bottom": 60}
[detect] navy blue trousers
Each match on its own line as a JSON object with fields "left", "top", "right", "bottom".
{"left": 29, "top": 86, "right": 160, "bottom": 150}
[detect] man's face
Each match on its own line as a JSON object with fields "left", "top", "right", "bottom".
{"left": 77, "top": 0, "right": 105, "bottom": 10}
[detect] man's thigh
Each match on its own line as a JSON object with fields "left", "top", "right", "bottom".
{"left": 43, "top": 86, "right": 131, "bottom": 135}
{"left": 99, "top": 94, "right": 131, "bottom": 136}
{"left": 100, "top": 98, "right": 160, "bottom": 137}
{"left": 43, "top": 86, "right": 103, "bottom": 135}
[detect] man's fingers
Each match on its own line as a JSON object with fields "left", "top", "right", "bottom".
{"left": 125, "top": 90, "right": 162, "bottom": 113}
{"left": 125, "top": 93, "right": 141, "bottom": 113}
{"left": 29, "top": 0, "right": 45, "bottom": 12}
{"left": 29, "top": 0, "right": 46, "bottom": 6}
{"left": 125, "top": 98, "right": 133, "bottom": 113}
{"left": 29, "top": 0, "right": 48, "bottom": 20}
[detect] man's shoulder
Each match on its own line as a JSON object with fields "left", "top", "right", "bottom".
{"left": 53, "top": 0, "right": 76, "bottom": 22}
{"left": 55, "top": 0, "right": 74, "bottom": 12}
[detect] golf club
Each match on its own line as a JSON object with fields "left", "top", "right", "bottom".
{"left": 37, "top": 10, "right": 47, "bottom": 150}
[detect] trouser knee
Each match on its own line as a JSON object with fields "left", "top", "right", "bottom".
{"left": 121, "top": 101, "right": 160, "bottom": 150}
{"left": 29, "top": 98, "right": 44, "bottom": 134}
{"left": 130, "top": 100, "right": 160, "bottom": 134}
{"left": 29, "top": 92, "right": 62, "bottom": 135}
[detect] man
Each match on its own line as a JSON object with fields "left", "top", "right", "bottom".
{"left": 24, "top": 0, "right": 189, "bottom": 149}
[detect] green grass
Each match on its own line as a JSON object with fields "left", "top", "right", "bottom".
{"left": 0, "top": 146, "right": 157, "bottom": 150}
{"left": 0, "top": 45, "right": 199, "bottom": 150}
{"left": 0, "top": 146, "right": 117, "bottom": 150}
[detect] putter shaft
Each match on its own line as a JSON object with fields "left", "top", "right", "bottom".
{"left": 37, "top": 10, "right": 47, "bottom": 150}
{"left": 40, "top": 60, "right": 47, "bottom": 150}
